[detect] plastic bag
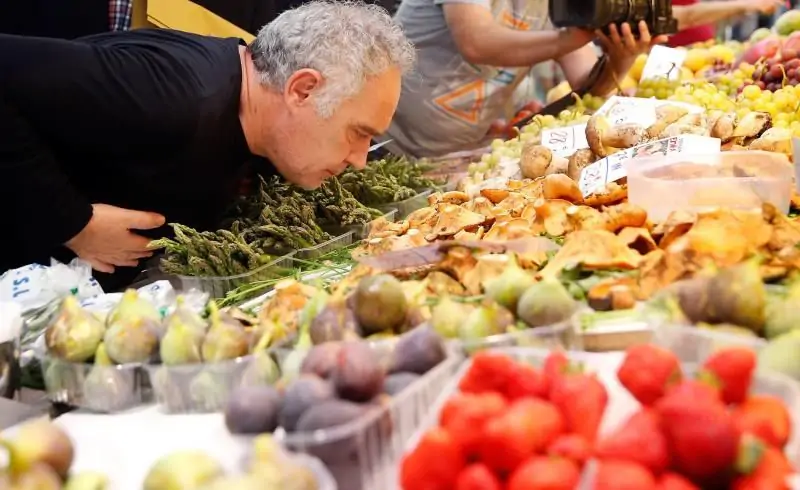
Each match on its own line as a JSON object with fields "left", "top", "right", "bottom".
{"left": 0, "top": 259, "right": 103, "bottom": 310}
{"left": 79, "top": 281, "right": 209, "bottom": 320}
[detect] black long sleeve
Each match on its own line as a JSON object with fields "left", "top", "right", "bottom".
{"left": 0, "top": 30, "right": 270, "bottom": 275}
{"left": 0, "top": 94, "right": 93, "bottom": 265}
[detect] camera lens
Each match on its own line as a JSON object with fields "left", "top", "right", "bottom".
{"left": 548, "top": 0, "right": 677, "bottom": 36}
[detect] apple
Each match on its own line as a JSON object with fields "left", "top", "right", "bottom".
{"left": 741, "top": 37, "right": 782, "bottom": 64}
{"left": 487, "top": 119, "right": 507, "bottom": 137}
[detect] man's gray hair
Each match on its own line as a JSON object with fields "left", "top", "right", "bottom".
{"left": 250, "top": 1, "right": 415, "bottom": 118}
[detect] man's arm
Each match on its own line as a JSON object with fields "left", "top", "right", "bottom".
{"left": 0, "top": 94, "right": 93, "bottom": 266}
{"left": 556, "top": 44, "right": 626, "bottom": 97}
{"left": 672, "top": 0, "right": 781, "bottom": 30}
{"left": 442, "top": 3, "right": 594, "bottom": 67}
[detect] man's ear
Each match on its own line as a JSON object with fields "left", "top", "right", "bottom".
{"left": 284, "top": 69, "right": 323, "bottom": 108}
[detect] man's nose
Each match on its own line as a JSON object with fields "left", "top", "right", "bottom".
{"left": 347, "top": 150, "right": 369, "bottom": 170}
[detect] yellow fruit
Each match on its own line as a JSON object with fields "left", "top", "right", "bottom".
{"left": 708, "top": 45, "right": 735, "bottom": 64}
{"left": 679, "top": 67, "right": 694, "bottom": 81}
{"left": 620, "top": 75, "right": 638, "bottom": 91}
{"left": 684, "top": 49, "right": 710, "bottom": 72}
{"left": 628, "top": 54, "right": 648, "bottom": 82}
{"left": 546, "top": 81, "right": 572, "bottom": 105}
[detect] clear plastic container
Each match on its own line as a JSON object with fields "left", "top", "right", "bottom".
{"left": 39, "top": 353, "right": 152, "bottom": 413}
{"left": 273, "top": 344, "right": 463, "bottom": 490}
{"left": 144, "top": 354, "right": 265, "bottom": 413}
{"left": 175, "top": 253, "right": 297, "bottom": 300}
{"left": 296, "top": 232, "right": 355, "bottom": 260}
{"left": 376, "top": 190, "right": 433, "bottom": 219}
{"left": 322, "top": 210, "right": 398, "bottom": 240}
{"left": 651, "top": 322, "right": 768, "bottom": 365}
{"left": 400, "top": 345, "right": 800, "bottom": 488}
{"left": 454, "top": 320, "right": 582, "bottom": 354}
{"left": 626, "top": 150, "right": 793, "bottom": 222}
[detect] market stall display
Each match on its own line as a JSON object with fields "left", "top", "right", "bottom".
{"left": 0, "top": 418, "right": 334, "bottom": 490}
{"left": 399, "top": 342, "right": 800, "bottom": 489}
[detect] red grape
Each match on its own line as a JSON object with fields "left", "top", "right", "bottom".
{"left": 789, "top": 79, "right": 799, "bottom": 86}
{"left": 782, "top": 49, "right": 798, "bottom": 62}
{"left": 756, "top": 80, "right": 766, "bottom": 89}
{"left": 770, "top": 65, "right": 784, "bottom": 78}
{"left": 788, "top": 68, "right": 797, "bottom": 79}
{"left": 786, "top": 59, "right": 800, "bottom": 70}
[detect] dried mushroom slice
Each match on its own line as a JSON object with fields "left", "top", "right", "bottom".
{"left": 586, "top": 114, "right": 613, "bottom": 157}
{"left": 533, "top": 199, "right": 573, "bottom": 237}
{"left": 710, "top": 112, "right": 736, "bottom": 142}
{"left": 453, "top": 226, "right": 486, "bottom": 241}
{"left": 495, "top": 192, "right": 531, "bottom": 216}
{"left": 369, "top": 217, "right": 409, "bottom": 238}
{"left": 542, "top": 174, "right": 584, "bottom": 202}
{"left": 431, "top": 204, "right": 489, "bottom": 237}
{"left": 565, "top": 204, "right": 605, "bottom": 231}
{"left": 748, "top": 127, "right": 793, "bottom": 155}
{"left": 762, "top": 202, "right": 800, "bottom": 252}
{"left": 407, "top": 207, "right": 437, "bottom": 228}
{"left": 617, "top": 227, "right": 658, "bottom": 255}
{"left": 653, "top": 210, "right": 696, "bottom": 249}
{"left": 681, "top": 208, "right": 772, "bottom": 267}
{"left": 465, "top": 196, "right": 496, "bottom": 217}
{"left": 538, "top": 229, "right": 643, "bottom": 278}
{"left": 460, "top": 253, "right": 511, "bottom": 295}
{"left": 482, "top": 218, "right": 537, "bottom": 242}
{"left": 480, "top": 188, "right": 511, "bottom": 204}
{"left": 602, "top": 124, "right": 648, "bottom": 149}
{"left": 732, "top": 111, "right": 771, "bottom": 141}
{"left": 428, "top": 190, "right": 470, "bottom": 206}
{"left": 583, "top": 182, "right": 627, "bottom": 207}
{"left": 600, "top": 202, "right": 648, "bottom": 233}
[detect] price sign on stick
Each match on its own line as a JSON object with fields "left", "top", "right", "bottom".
{"left": 541, "top": 124, "right": 589, "bottom": 156}
{"left": 640, "top": 45, "right": 688, "bottom": 82}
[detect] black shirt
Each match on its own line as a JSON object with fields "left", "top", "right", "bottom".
{"left": 0, "top": 29, "right": 272, "bottom": 285}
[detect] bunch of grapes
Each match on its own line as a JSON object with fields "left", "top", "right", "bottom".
{"left": 737, "top": 84, "right": 800, "bottom": 133}
{"left": 711, "top": 64, "right": 753, "bottom": 96}
{"left": 668, "top": 82, "right": 737, "bottom": 112}
{"left": 635, "top": 77, "right": 681, "bottom": 100}
{"left": 745, "top": 55, "right": 800, "bottom": 93}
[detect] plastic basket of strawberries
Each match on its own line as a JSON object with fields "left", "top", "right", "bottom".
{"left": 398, "top": 344, "right": 800, "bottom": 489}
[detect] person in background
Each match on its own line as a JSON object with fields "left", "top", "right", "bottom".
{"left": 669, "top": 0, "right": 784, "bottom": 47}
{"left": 0, "top": 0, "right": 132, "bottom": 38}
{"left": 0, "top": 1, "right": 414, "bottom": 290}
{"left": 383, "top": 0, "right": 666, "bottom": 159}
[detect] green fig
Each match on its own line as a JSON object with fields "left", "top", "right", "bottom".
{"left": 201, "top": 301, "right": 249, "bottom": 362}
{"left": 166, "top": 296, "right": 208, "bottom": 335}
{"left": 516, "top": 278, "right": 578, "bottom": 328}
{"left": 431, "top": 296, "right": 471, "bottom": 339}
{"left": 143, "top": 451, "right": 223, "bottom": 490}
{"left": 764, "top": 281, "right": 800, "bottom": 339}
{"left": 240, "top": 351, "right": 281, "bottom": 387}
{"left": 459, "top": 301, "right": 513, "bottom": 339}
{"left": 45, "top": 296, "right": 105, "bottom": 363}
{"left": 353, "top": 274, "right": 408, "bottom": 335}
{"left": 160, "top": 306, "right": 206, "bottom": 366}
{"left": 482, "top": 254, "right": 536, "bottom": 311}
{"left": 758, "top": 330, "right": 800, "bottom": 381}
{"left": 189, "top": 371, "right": 230, "bottom": 412}
{"left": 706, "top": 259, "right": 766, "bottom": 334}
{"left": 106, "top": 289, "right": 161, "bottom": 326}
{"left": 83, "top": 342, "right": 135, "bottom": 412}
{"left": 0, "top": 419, "right": 74, "bottom": 479}
{"left": 64, "top": 471, "right": 109, "bottom": 490}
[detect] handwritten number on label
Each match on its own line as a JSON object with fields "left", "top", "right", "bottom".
{"left": 547, "top": 130, "right": 569, "bottom": 145}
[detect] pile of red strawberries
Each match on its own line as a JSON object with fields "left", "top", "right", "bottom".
{"left": 399, "top": 345, "right": 796, "bottom": 490}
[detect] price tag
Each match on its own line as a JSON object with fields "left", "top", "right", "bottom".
{"left": 640, "top": 45, "right": 687, "bottom": 82}
{"left": 595, "top": 96, "right": 704, "bottom": 128}
{"left": 541, "top": 124, "right": 589, "bottom": 156}
{"left": 578, "top": 134, "right": 722, "bottom": 197}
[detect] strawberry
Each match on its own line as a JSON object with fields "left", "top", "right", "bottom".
{"left": 655, "top": 391, "right": 739, "bottom": 483}
{"left": 459, "top": 352, "right": 517, "bottom": 395}
{"left": 699, "top": 347, "right": 756, "bottom": 405}
{"left": 478, "top": 398, "right": 565, "bottom": 473}
{"left": 594, "top": 460, "right": 658, "bottom": 490}
{"left": 546, "top": 433, "right": 592, "bottom": 467}
{"left": 455, "top": 463, "right": 503, "bottom": 490}
{"left": 505, "top": 362, "right": 548, "bottom": 400}
{"left": 507, "top": 456, "right": 581, "bottom": 490}
{"left": 733, "top": 395, "right": 792, "bottom": 449}
{"left": 440, "top": 392, "right": 508, "bottom": 458}
{"left": 656, "top": 472, "right": 700, "bottom": 490}
{"left": 550, "top": 372, "right": 608, "bottom": 443}
{"left": 617, "top": 344, "right": 682, "bottom": 405}
{"left": 400, "top": 427, "right": 465, "bottom": 490}
{"left": 595, "top": 409, "right": 670, "bottom": 474}
{"left": 543, "top": 350, "right": 570, "bottom": 394}
{"left": 665, "top": 378, "right": 722, "bottom": 404}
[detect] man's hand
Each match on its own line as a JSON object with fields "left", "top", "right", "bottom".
{"left": 597, "top": 21, "right": 669, "bottom": 77}
{"left": 65, "top": 203, "right": 165, "bottom": 273}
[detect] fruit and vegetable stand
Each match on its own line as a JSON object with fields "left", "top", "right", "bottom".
{"left": 7, "top": 13, "right": 800, "bottom": 489}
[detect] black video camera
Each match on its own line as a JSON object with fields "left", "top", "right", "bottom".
{"left": 548, "top": 0, "right": 678, "bottom": 37}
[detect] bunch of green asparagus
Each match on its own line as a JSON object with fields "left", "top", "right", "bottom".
{"left": 338, "top": 155, "right": 446, "bottom": 206}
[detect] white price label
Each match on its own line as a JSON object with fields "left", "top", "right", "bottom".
{"left": 578, "top": 134, "right": 722, "bottom": 197}
{"left": 541, "top": 124, "right": 589, "bottom": 156}
{"left": 595, "top": 96, "right": 704, "bottom": 129}
{"left": 640, "top": 45, "right": 688, "bottom": 82}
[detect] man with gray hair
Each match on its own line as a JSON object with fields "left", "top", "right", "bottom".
{"left": 0, "top": 0, "right": 413, "bottom": 289}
